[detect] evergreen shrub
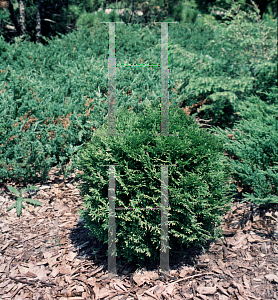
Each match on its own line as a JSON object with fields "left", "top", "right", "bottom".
{"left": 76, "top": 100, "right": 236, "bottom": 266}
{"left": 210, "top": 95, "right": 278, "bottom": 207}
{"left": 174, "top": 0, "right": 277, "bottom": 129}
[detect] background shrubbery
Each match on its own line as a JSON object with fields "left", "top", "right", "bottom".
{"left": 0, "top": 0, "right": 277, "bottom": 210}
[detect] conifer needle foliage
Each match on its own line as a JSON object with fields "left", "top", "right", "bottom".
{"left": 0, "top": 0, "right": 276, "bottom": 217}
{"left": 76, "top": 101, "right": 237, "bottom": 267}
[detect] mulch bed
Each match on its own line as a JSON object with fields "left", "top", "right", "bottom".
{"left": 0, "top": 161, "right": 278, "bottom": 300}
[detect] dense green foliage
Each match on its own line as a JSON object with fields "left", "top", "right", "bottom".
{"left": 0, "top": 28, "right": 109, "bottom": 183}
{"left": 211, "top": 96, "right": 278, "bottom": 207}
{"left": 173, "top": 1, "right": 277, "bottom": 127}
{"left": 0, "top": 24, "right": 164, "bottom": 184}
{"left": 202, "top": 1, "right": 278, "bottom": 206}
{"left": 0, "top": 0, "right": 277, "bottom": 218}
{"left": 76, "top": 100, "right": 236, "bottom": 266}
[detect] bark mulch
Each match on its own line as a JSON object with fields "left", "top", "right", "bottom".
{"left": 0, "top": 162, "right": 278, "bottom": 300}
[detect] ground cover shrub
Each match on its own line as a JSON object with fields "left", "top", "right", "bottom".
{"left": 170, "top": 0, "right": 277, "bottom": 128}
{"left": 76, "top": 100, "right": 236, "bottom": 267}
{"left": 0, "top": 25, "right": 117, "bottom": 184}
{"left": 209, "top": 95, "right": 278, "bottom": 207}
{"left": 0, "top": 23, "right": 166, "bottom": 185}
{"left": 166, "top": 1, "right": 278, "bottom": 207}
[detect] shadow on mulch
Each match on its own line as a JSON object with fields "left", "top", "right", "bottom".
{"left": 67, "top": 208, "right": 271, "bottom": 277}
{"left": 69, "top": 217, "right": 220, "bottom": 277}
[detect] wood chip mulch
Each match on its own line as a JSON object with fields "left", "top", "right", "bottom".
{"left": 0, "top": 162, "right": 277, "bottom": 300}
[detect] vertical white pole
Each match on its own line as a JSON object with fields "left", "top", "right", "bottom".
{"left": 98, "top": 20, "right": 178, "bottom": 277}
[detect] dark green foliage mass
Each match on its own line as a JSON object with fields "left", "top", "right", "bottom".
{"left": 75, "top": 100, "right": 236, "bottom": 266}
{"left": 0, "top": 0, "right": 276, "bottom": 217}
{"left": 210, "top": 95, "right": 278, "bottom": 207}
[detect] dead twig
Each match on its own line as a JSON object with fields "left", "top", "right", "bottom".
{"left": 9, "top": 276, "right": 56, "bottom": 287}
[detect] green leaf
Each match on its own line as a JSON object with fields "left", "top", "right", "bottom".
{"left": 16, "top": 197, "right": 24, "bottom": 216}
{"left": 24, "top": 198, "right": 42, "bottom": 206}
{"left": 25, "top": 185, "right": 40, "bottom": 192}
{"left": 7, "top": 185, "right": 20, "bottom": 197}
{"left": 6, "top": 202, "right": 16, "bottom": 212}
